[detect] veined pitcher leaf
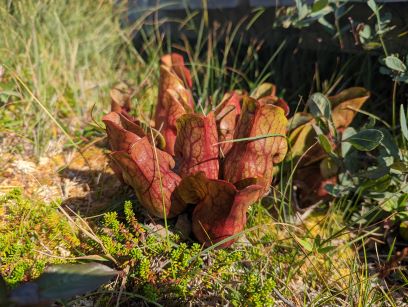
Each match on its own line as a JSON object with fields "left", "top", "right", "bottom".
{"left": 174, "top": 112, "right": 219, "bottom": 179}
{"left": 223, "top": 97, "right": 288, "bottom": 194}
{"left": 177, "top": 172, "right": 263, "bottom": 248}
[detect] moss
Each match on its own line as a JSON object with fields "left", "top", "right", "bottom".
{"left": 0, "top": 189, "right": 80, "bottom": 286}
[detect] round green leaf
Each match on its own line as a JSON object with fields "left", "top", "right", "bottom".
{"left": 400, "top": 104, "right": 408, "bottom": 141}
{"left": 384, "top": 55, "right": 407, "bottom": 73}
{"left": 307, "top": 92, "right": 331, "bottom": 119}
{"left": 317, "top": 134, "right": 333, "bottom": 154}
{"left": 343, "top": 129, "right": 384, "bottom": 151}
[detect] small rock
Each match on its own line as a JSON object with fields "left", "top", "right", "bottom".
{"left": 12, "top": 160, "right": 36, "bottom": 174}
{"left": 175, "top": 213, "right": 192, "bottom": 238}
{"left": 57, "top": 246, "right": 71, "bottom": 257}
{"left": 38, "top": 156, "right": 50, "bottom": 166}
{"left": 146, "top": 223, "right": 174, "bottom": 238}
{"left": 233, "top": 234, "right": 252, "bottom": 247}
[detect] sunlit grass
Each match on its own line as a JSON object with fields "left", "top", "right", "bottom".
{"left": 0, "top": 0, "right": 146, "bottom": 154}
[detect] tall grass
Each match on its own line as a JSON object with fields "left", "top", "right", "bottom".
{"left": 0, "top": 0, "right": 144, "bottom": 154}
{"left": 0, "top": 0, "right": 288, "bottom": 155}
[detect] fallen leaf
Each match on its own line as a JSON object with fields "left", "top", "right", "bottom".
{"left": 251, "top": 82, "right": 277, "bottom": 99}
{"left": 330, "top": 87, "right": 370, "bottom": 130}
{"left": 287, "top": 112, "right": 314, "bottom": 131}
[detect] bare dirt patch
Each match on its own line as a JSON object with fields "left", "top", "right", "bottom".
{"left": 0, "top": 133, "right": 126, "bottom": 215}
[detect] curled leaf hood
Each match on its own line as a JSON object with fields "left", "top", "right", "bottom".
{"left": 177, "top": 172, "right": 263, "bottom": 248}
{"left": 215, "top": 92, "right": 242, "bottom": 156}
{"left": 155, "top": 54, "right": 194, "bottom": 155}
{"left": 110, "top": 83, "right": 132, "bottom": 115}
{"left": 111, "top": 137, "right": 186, "bottom": 218}
{"left": 223, "top": 96, "right": 288, "bottom": 194}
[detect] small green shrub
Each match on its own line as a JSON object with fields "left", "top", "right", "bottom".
{"left": 0, "top": 189, "right": 80, "bottom": 285}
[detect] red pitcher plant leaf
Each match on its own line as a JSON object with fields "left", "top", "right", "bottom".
{"left": 103, "top": 111, "right": 167, "bottom": 181}
{"left": 110, "top": 82, "right": 133, "bottom": 120}
{"left": 161, "top": 53, "right": 193, "bottom": 90}
{"left": 223, "top": 96, "right": 288, "bottom": 194}
{"left": 176, "top": 172, "right": 263, "bottom": 248}
{"left": 103, "top": 112, "right": 144, "bottom": 152}
{"left": 251, "top": 82, "right": 277, "bottom": 99}
{"left": 102, "top": 53, "right": 293, "bottom": 248}
{"left": 103, "top": 111, "right": 144, "bottom": 182}
{"left": 155, "top": 54, "right": 194, "bottom": 155}
{"left": 110, "top": 137, "right": 187, "bottom": 218}
{"left": 174, "top": 112, "right": 219, "bottom": 179}
{"left": 215, "top": 92, "right": 242, "bottom": 156}
{"left": 251, "top": 82, "right": 290, "bottom": 116}
{"left": 258, "top": 96, "right": 290, "bottom": 116}
{"left": 103, "top": 111, "right": 165, "bottom": 151}
{"left": 156, "top": 88, "right": 193, "bottom": 155}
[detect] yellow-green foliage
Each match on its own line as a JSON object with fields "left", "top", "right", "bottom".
{"left": 0, "top": 189, "right": 80, "bottom": 285}
{"left": 95, "top": 201, "right": 280, "bottom": 305}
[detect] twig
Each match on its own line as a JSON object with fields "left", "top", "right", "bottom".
{"left": 273, "top": 288, "right": 296, "bottom": 307}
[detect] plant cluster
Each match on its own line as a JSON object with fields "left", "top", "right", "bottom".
{"left": 286, "top": 87, "right": 373, "bottom": 207}
{"left": 102, "top": 53, "right": 289, "bottom": 248}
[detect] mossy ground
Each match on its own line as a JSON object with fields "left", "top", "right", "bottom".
{"left": 1, "top": 172, "right": 403, "bottom": 305}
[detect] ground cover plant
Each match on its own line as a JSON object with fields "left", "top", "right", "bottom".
{"left": 1, "top": 0, "right": 407, "bottom": 306}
